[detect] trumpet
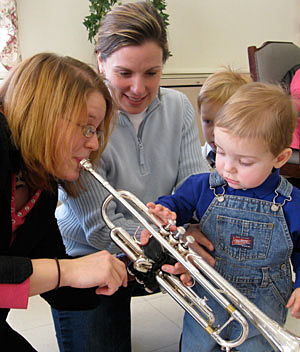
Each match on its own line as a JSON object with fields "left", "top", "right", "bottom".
{"left": 80, "top": 159, "right": 300, "bottom": 352}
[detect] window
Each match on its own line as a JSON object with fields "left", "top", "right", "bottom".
{"left": 0, "top": 0, "right": 19, "bottom": 78}
{"left": 0, "top": 26, "right": 9, "bottom": 78}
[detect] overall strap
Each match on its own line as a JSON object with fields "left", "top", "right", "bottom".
{"left": 275, "top": 175, "right": 293, "bottom": 198}
{"left": 209, "top": 170, "right": 226, "bottom": 188}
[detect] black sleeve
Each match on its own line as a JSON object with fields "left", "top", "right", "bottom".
{"left": 41, "top": 286, "right": 102, "bottom": 311}
{"left": 0, "top": 256, "right": 32, "bottom": 284}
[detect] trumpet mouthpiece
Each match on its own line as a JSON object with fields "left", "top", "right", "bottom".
{"left": 80, "top": 159, "right": 92, "bottom": 170}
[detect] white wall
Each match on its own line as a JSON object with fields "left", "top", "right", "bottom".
{"left": 166, "top": 0, "right": 300, "bottom": 74}
{"left": 17, "top": 0, "right": 300, "bottom": 75}
{"left": 17, "top": 0, "right": 96, "bottom": 67}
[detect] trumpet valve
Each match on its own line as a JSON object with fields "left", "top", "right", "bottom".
{"left": 163, "top": 218, "right": 176, "bottom": 232}
{"left": 177, "top": 235, "right": 195, "bottom": 254}
{"left": 168, "top": 233, "right": 180, "bottom": 246}
{"left": 167, "top": 226, "right": 186, "bottom": 247}
{"left": 183, "top": 235, "right": 195, "bottom": 248}
{"left": 133, "top": 257, "right": 153, "bottom": 273}
{"left": 173, "top": 226, "right": 186, "bottom": 240}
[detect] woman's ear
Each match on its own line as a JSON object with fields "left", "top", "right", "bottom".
{"left": 96, "top": 52, "right": 104, "bottom": 74}
{"left": 274, "top": 148, "right": 292, "bottom": 168}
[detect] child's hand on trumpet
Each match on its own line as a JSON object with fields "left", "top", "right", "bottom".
{"left": 286, "top": 287, "right": 300, "bottom": 319}
{"left": 147, "top": 202, "right": 177, "bottom": 227}
{"left": 139, "top": 202, "right": 193, "bottom": 286}
{"left": 147, "top": 203, "right": 216, "bottom": 267}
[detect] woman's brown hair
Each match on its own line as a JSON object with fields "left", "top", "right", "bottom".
{"left": 95, "top": 1, "right": 169, "bottom": 63}
{"left": 0, "top": 52, "right": 114, "bottom": 196}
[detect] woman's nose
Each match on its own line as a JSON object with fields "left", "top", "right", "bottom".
{"left": 130, "top": 76, "right": 145, "bottom": 95}
{"left": 85, "top": 134, "right": 99, "bottom": 151}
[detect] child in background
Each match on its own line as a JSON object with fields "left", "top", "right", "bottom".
{"left": 147, "top": 82, "right": 300, "bottom": 351}
{"left": 184, "top": 68, "right": 251, "bottom": 262}
{"left": 199, "top": 68, "right": 251, "bottom": 169}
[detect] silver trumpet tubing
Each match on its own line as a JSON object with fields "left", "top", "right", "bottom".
{"left": 80, "top": 159, "right": 300, "bottom": 352}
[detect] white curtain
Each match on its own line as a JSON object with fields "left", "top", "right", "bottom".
{"left": 0, "top": 0, "right": 20, "bottom": 70}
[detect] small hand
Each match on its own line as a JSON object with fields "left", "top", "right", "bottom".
{"left": 147, "top": 202, "right": 177, "bottom": 228}
{"left": 184, "top": 224, "right": 215, "bottom": 267}
{"left": 286, "top": 287, "right": 300, "bottom": 318}
{"left": 162, "top": 261, "right": 193, "bottom": 286}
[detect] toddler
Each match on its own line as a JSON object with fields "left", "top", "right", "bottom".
{"left": 148, "top": 82, "right": 300, "bottom": 351}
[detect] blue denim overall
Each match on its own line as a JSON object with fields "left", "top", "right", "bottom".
{"left": 181, "top": 172, "right": 294, "bottom": 352}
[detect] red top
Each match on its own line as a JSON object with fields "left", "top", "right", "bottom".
{"left": 0, "top": 174, "right": 41, "bottom": 309}
{"left": 290, "top": 69, "right": 300, "bottom": 150}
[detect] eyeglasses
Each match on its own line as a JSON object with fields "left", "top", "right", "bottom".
{"left": 79, "top": 124, "right": 104, "bottom": 140}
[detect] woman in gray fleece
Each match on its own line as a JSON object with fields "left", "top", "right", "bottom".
{"left": 53, "top": 2, "right": 210, "bottom": 352}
